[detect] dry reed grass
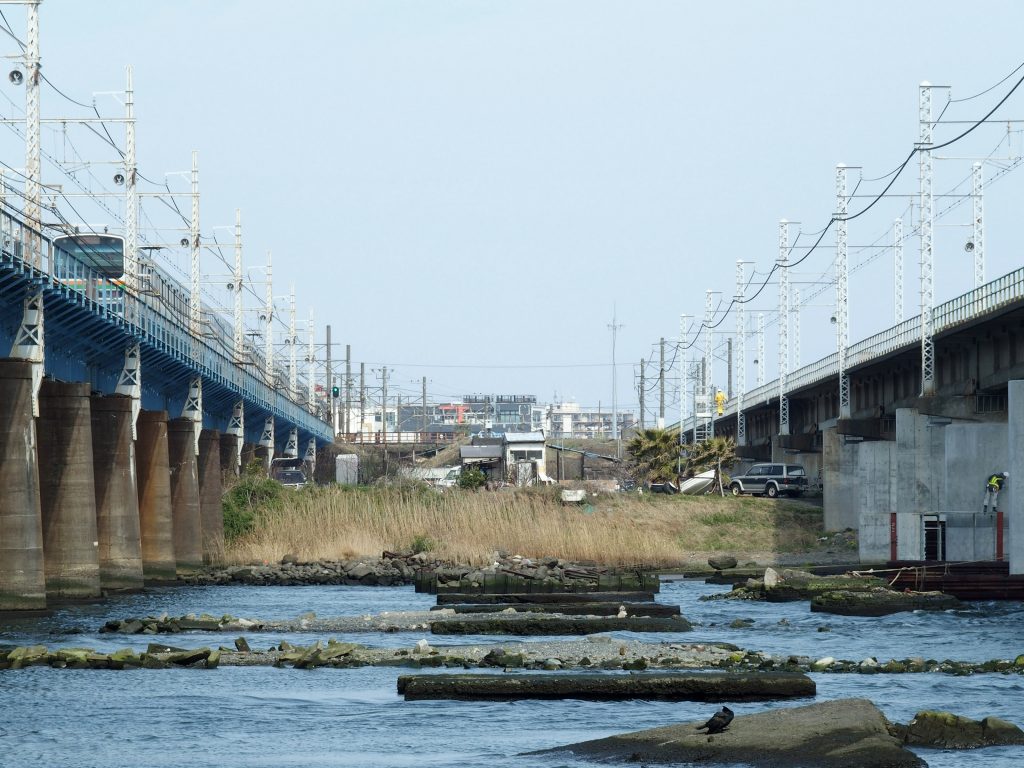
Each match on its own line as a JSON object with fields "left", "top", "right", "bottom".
{"left": 225, "top": 484, "right": 826, "bottom": 567}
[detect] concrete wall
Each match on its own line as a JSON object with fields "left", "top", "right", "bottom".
{"left": 943, "top": 423, "right": 1008, "bottom": 514}
{"left": 859, "top": 512, "right": 891, "bottom": 562}
{"left": 1010, "top": 381, "right": 1024, "bottom": 574}
{"left": 894, "top": 408, "right": 946, "bottom": 560}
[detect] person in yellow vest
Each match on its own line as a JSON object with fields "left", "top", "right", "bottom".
{"left": 715, "top": 389, "right": 726, "bottom": 416}
{"left": 983, "top": 471, "right": 1008, "bottom": 513}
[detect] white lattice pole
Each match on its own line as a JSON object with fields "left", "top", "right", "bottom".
{"left": 24, "top": 1, "right": 40, "bottom": 265}
{"left": 265, "top": 251, "right": 274, "bottom": 385}
{"left": 124, "top": 65, "right": 138, "bottom": 316}
{"left": 836, "top": 164, "right": 851, "bottom": 418}
{"left": 735, "top": 261, "right": 746, "bottom": 446}
{"left": 972, "top": 161, "right": 985, "bottom": 288}
{"left": 288, "top": 285, "right": 297, "bottom": 400}
{"left": 757, "top": 313, "right": 765, "bottom": 388}
{"left": 190, "top": 150, "right": 200, "bottom": 360}
{"left": 703, "top": 289, "right": 713, "bottom": 440}
{"left": 778, "top": 219, "right": 791, "bottom": 436}
{"left": 307, "top": 308, "right": 316, "bottom": 413}
{"left": 894, "top": 217, "right": 904, "bottom": 323}
{"left": 679, "top": 313, "right": 691, "bottom": 438}
{"left": 919, "top": 82, "right": 935, "bottom": 397}
{"left": 792, "top": 286, "right": 801, "bottom": 369}
{"left": 233, "top": 209, "right": 243, "bottom": 358}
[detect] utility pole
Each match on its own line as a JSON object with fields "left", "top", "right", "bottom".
{"left": 233, "top": 209, "right": 243, "bottom": 358}
{"left": 836, "top": 164, "right": 853, "bottom": 418}
{"left": 25, "top": 0, "right": 40, "bottom": 265}
{"left": 325, "top": 324, "right": 333, "bottom": 435}
{"left": 381, "top": 366, "right": 388, "bottom": 448}
{"left": 894, "top": 218, "right": 904, "bottom": 324}
{"left": 779, "top": 218, "right": 792, "bottom": 437}
{"left": 972, "top": 161, "right": 985, "bottom": 288}
{"left": 919, "top": 81, "right": 936, "bottom": 397}
{"left": 658, "top": 337, "right": 665, "bottom": 429}
{"left": 345, "top": 344, "right": 352, "bottom": 437}
{"left": 735, "top": 261, "right": 746, "bottom": 446}
{"left": 359, "top": 362, "right": 365, "bottom": 442}
{"left": 124, "top": 65, "right": 138, "bottom": 320}
{"left": 422, "top": 376, "right": 428, "bottom": 436}
{"left": 726, "top": 338, "right": 733, "bottom": 399}
{"left": 396, "top": 392, "right": 401, "bottom": 444}
{"left": 608, "top": 308, "right": 624, "bottom": 459}
{"left": 638, "top": 360, "right": 645, "bottom": 430}
{"left": 190, "top": 150, "right": 200, "bottom": 361}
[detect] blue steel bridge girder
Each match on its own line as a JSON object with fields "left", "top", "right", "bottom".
{"left": 0, "top": 212, "right": 330, "bottom": 451}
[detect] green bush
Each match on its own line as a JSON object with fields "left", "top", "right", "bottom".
{"left": 457, "top": 466, "right": 487, "bottom": 490}
{"left": 222, "top": 466, "right": 284, "bottom": 541}
{"left": 410, "top": 533, "right": 436, "bottom": 554}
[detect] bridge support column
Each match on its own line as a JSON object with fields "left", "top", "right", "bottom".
{"left": 167, "top": 418, "right": 203, "bottom": 573}
{"left": 90, "top": 394, "right": 144, "bottom": 590}
{"left": 136, "top": 410, "right": 176, "bottom": 581}
{"left": 220, "top": 433, "right": 241, "bottom": 479}
{"left": 198, "top": 428, "right": 223, "bottom": 565}
{"left": 36, "top": 380, "right": 101, "bottom": 599}
{"left": 254, "top": 445, "right": 272, "bottom": 474}
{"left": 0, "top": 359, "right": 45, "bottom": 610}
{"left": 241, "top": 442, "right": 257, "bottom": 472}
{"left": 1009, "top": 381, "right": 1024, "bottom": 575}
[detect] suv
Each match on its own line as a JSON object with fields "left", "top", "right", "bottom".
{"left": 729, "top": 463, "right": 807, "bottom": 498}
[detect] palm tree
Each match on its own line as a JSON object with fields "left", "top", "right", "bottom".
{"left": 625, "top": 428, "right": 681, "bottom": 485}
{"left": 682, "top": 436, "right": 737, "bottom": 495}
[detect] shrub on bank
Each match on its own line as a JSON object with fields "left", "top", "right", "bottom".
{"left": 222, "top": 465, "right": 285, "bottom": 541}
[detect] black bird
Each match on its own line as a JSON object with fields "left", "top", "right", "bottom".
{"left": 696, "top": 706, "right": 734, "bottom": 734}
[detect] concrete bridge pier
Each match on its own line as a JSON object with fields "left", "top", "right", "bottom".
{"left": 1009, "top": 381, "right": 1024, "bottom": 575}
{"left": 136, "top": 410, "right": 176, "bottom": 581}
{"left": 219, "top": 433, "right": 241, "bottom": 479}
{"left": 36, "top": 380, "right": 101, "bottom": 599}
{"left": 240, "top": 442, "right": 257, "bottom": 472}
{"left": 167, "top": 418, "right": 203, "bottom": 574}
{"left": 198, "top": 428, "right": 223, "bottom": 565}
{"left": 0, "top": 359, "right": 46, "bottom": 610}
{"left": 90, "top": 394, "right": 144, "bottom": 590}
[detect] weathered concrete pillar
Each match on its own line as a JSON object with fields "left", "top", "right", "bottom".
{"left": 0, "top": 359, "right": 45, "bottom": 610}
{"left": 1008, "top": 381, "right": 1023, "bottom": 575}
{"left": 241, "top": 442, "right": 257, "bottom": 472}
{"left": 36, "top": 380, "right": 101, "bottom": 599}
{"left": 895, "top": 408, "right": 923, "bottom": 560}
{"left": 198, "top": 428, "right": 224, "bottom": 565}
{"left": 136, "top": 410, "right": 176, "bottom": 581}
{"left": 90, "top": 394, "right": 144, "bottom": 590}
{"left": 167, "top": 418, "right": 203, "bottom": 573}
{"left": 254, "top": 445, "right": 271, "bottom": 474}
{"left": 219, "top": 432, "right": 240, "bottom": 480}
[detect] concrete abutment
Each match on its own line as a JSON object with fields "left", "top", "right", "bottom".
{"left": 167, "top": 418, "right": 203, "bottom": 574}
{"left": 198, "top": 428, "right": 224, "bottom": 565}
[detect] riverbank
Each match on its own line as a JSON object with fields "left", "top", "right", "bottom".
{"left": 223, "top": 483, "right": 840, "bottom": 569}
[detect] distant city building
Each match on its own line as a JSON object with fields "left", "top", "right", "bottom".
{"left": 545, "top": 401, "right": 637, "bottom": 440}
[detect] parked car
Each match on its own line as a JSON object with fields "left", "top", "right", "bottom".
{"left": 729, "top": 463, "right": 807, "bottom": 498}
{"left": 274, "top": 469, "right": 309, "bottom": 490}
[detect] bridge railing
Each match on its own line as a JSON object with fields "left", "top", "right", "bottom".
{"left": 0, "top": 209, "right": 331, "bottom": 441}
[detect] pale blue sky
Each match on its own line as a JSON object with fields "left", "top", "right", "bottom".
{"left": 5, "top": 1, "right": 1024, "bottom": 416}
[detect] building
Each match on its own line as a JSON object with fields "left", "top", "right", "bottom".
{"left": 545, "top": 401, "right": 637, "bottom": 440}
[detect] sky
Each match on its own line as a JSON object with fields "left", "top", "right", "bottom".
{"left": 3, "top": 1, "right": 1024, "bottom": 419}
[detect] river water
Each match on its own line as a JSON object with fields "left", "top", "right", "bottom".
{"left": 2, "top": 577, "right": 1022, "bottom": 768}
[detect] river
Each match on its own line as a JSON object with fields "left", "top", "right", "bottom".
{"left": 2, "top": 577, "right": 1022, "bottom": 768}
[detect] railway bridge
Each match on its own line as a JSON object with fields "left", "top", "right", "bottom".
{"left": 0, "top": 210, "right": 332, "bottom": 610}
{"left": 682, "top": 267, "right": 1024, "bottom": 573}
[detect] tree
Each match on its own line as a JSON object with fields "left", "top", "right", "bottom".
{"left": 682, "top": 436, "right": 737, "bottom": 496}
{"left": 626, "top": 428, "right": 681, "bottom": 484}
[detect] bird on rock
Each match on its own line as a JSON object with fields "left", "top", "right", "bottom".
{"left": 696, "top": 706, "right": 734, "bottom": 734}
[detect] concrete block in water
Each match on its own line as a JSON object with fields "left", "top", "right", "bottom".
{"left": 397, "top": 671, "right": 815, "bottom": 701}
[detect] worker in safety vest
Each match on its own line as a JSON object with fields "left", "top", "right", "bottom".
{"left": 983, "top": 471, "right": 1008, "bottom": 513}
{"left": 715, "top": 389, "right": 726, "bottom": 416}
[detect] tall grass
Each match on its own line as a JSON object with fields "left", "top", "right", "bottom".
{"left": 225, "top": 484, "right": 826, "bottom": 567}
